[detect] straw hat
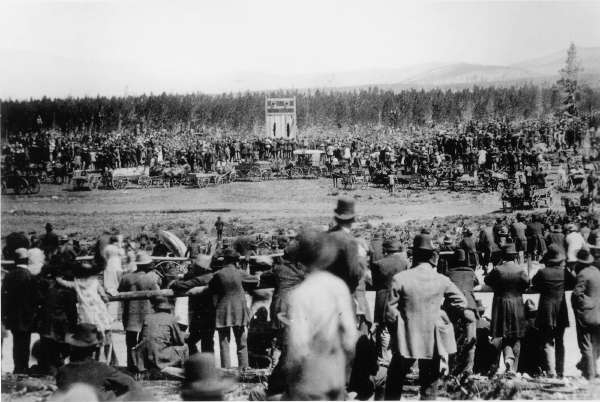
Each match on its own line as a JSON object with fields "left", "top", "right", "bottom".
{"left": 136, "top": 251, "right": 153, "bottom": 266}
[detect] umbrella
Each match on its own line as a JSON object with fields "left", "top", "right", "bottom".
{"left": 158, "top": 230, "right": 187, "bottom": 257}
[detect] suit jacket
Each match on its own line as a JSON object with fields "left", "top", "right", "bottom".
{"left": 1, "top": 266, "right": 40, "bottom": 332}
{"left": 353, "top": 271, "right": 373, "bottom": 324}
{"left": 510, "top": 222, "right": 527, "bottom": 241}
{"left": 532, "top": 265, "right": 575, "bottom": 330}
{"left": 323, "top": 226, "right": 367, "bottom": 293}
{"left": 459, "top": 236, "right": 479, "bottom": 268}
{"left": 484, "top": 262, "right": 529, "bottom": 338}
{"left": 208, "top": 265, "right": 256, "bottom": 328}
{"left": 56, "top": 358, "right": 139, "bottom": 401}
{"left": 545, "top": 232, "right": 566, "bottom": 256}
{"left": 372, "top": 254, "right": 409, "bottom": 323}
{"left": 446, "top": 266, "right": 478, "bottom": 311}
{"left": 133, "top": 311, "right": 188, "bottom": 371}
{"left": 386, "top": 263, "right": 466, "bottom": 359}
{"left": 572, "top": 265, "right": 600, "bottom": 328}
{"left": 118, "top": 270, "right": 161, "bottom": 332}
{"left": 171, "top": 269, "right": 214, "bottom": 329}
{"left": 259, "top": 259, "right": 306, "bottom": 329}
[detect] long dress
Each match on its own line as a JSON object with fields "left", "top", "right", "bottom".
{"left": 103, "top": 244, "right": 123, "bottom": 323}
{"left": 74, "top": 277, "right": 113, "bottom": 334}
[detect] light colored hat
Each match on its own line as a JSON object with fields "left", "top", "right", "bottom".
{"left": 14, "top": 248, "right": 28, "bottom": 262}
{"left": 136, "top": 251, "right": 153, "bottom": 266}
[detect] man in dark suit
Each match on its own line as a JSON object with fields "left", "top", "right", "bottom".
{"left": 446, "top": 248, "right": 479, "bottom": 375}
{"left": 532, "top": 244, "right": 575, "bottom": 378}
{"left": 170, "top": 256, "right": 215, "bottom": 355}
{"left": 385, "top": 234, "right": 466, "bottom": 400}
{"left": 1, "top": 248, "right": 40, "bottom": 374}
{"left": 510, "top": 214, "right": 528, "bottom": 263}
{"left": 118, "top": 251, "right": 161, "bottom": 370}
{"left": 370, "top": 240, "right": 408, "bottom": 400}
{"left": 459, "top": 227, "right": 479, "bottom": 269}
{"left": 571, "top": 249, "right": 600, "bottom": 379}
{"left": 545, "top": 224, "right": 566, "bottom": 256}
{"left": 323, "top": 197, "right": 367, "bottom": 293}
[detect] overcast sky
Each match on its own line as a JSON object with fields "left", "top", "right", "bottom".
{"left": 1, "top": 0, "right": 599, "bottom": 99}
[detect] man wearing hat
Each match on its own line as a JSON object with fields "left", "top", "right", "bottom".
{"left": 545, "top": 224, "right": 566, "bottom": 257}
{"left": 526, "top": 214, "right": 547, "bottom": 261}
{"left": 118, "top": 251, "right": 161, "bottom": 370}
{"left": 1, "top": 248, "right": 40, "bottom": 373}
{"left": 484, "top": 242, "right": 529, "bottom": 374}
{"left": 437, "top": 235, "right": 455, "bottom": 276}
{"left": 40, "top": 222, "right": 59, "bottom": 256}
{"left": 325, "top": 196, "right": 367, "bottom": 293}
{"left": 171, "top": 256, "right": 216, "bottom": 355}
{"left": 132, "top": 296, "right": 188, "bottom": 373}
{"left": 571, "top": 248, "right": 600, "bottom": 379}
{"left": 56, "top": 323, "right": 140, "bottom": 401}
{"left": 181, "top": 353, "right": 236, "bottom": 401}
{"left": 385, "top": 233, "right": 467, "bottom": 399}
{"left": 459, "top": 227, "right": 479, "bottom": 269}
{"left": 370, "top": 239, "right": 409, "bottom": 399}
{"left": 510, "top": 214, "right": 528, "bottom": 262}
{"left": 445, "top": 248, "right": 479, "bottom": 375}
{"left": 207, "top": 248, "right": 258, "bottom": 369}
{"left": 531, "top": 244, "right": 575, "bottom": 378}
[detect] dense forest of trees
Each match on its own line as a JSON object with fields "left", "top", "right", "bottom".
{"left": 2, "top": 84, "right": 600, "bottom": 136}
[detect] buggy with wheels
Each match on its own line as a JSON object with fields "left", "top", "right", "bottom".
{"left": 72, "top": 169, "right": 102, "bottom": 191}
{"left": 1, "top": 172, "right": 41, "bottom": 195}
{"left": 292, "top": 149, "right": 325, "bottom": 178}
{"left": 235, "top": 161, "right": 273, "bottom": 181}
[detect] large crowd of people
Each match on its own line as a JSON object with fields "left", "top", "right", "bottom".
{"left": 2, "top": 196, "right": 600, "bottom": 401}
{"left": 2, "top": 117, "right": 598, "bottom": 186}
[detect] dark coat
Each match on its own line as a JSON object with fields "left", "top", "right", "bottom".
{"left": 371, "top": 254, "right": 409, "bottom": 324}
{"left": 459, "top": 236, "right": 479, "bottom": 268}
{"left": 324, "top": 226, "right": 367, "bottom": 293}
{"left": 56, "top": 358, "right": 139, "bottom": 401}
{"left": 369, "top": 239, "right": 384, "bottom": 267}
{"left": 1, "top": 266, "right": 40, "bottom": 332}
{"left": 259, "top": 259, "right": 306, "bottom": 329}
{"left": 510, "top": 222, "right": 528, "bottom": 252}
{"left": 484, "top": 262, "right": 529, "bottom": 338}
{"left": 208, "top": 265, "right": 254, "bottom": 328}
{"left": 526, "top": 221, "right": 547, "bottom": 256}
{"left": 446, "top": 266, "right": 478, "bottom": 311}
{"left": 133, "top": 311, "right": 188, "bottom": 371}
{"left": 571, "top": 265, "right": 600, "bottom": 328}
{"left": 532, "top": 265, "right": 575, "bottom": 331}
{"left": 171, "top": 269, "right": 214, "bottom": 330}
{"left": 37, "top": 277, "right": 78, "bottom": 341}
{"left": 118, "top": 270, "right": 161, "bottom": 332}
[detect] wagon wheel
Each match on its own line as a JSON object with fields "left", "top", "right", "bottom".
{"left": 261, "top": 170, "right": 272, "bottom": 181}
{"left": 138, "top": 175, "right": 151, "bottom": 188}
{"left": 14, "top": 177, "right": 29, "bottom": 195}
{"left": 27, "top": 176, "right": 41, "bottom": 194}
{"left": 116, "top": 178, "right": 128, "bottom": 189}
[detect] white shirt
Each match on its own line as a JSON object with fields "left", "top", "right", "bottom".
{"left": 566, "top": 231, "right": 587, "bottom": 262}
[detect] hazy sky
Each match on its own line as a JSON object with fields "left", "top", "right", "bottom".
{"left": 1, "top": 0, "right": 599, "bottom": 98}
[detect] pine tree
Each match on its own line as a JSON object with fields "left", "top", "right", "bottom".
{"left": 557, "top": 42, "right": 582, "bottom": 117}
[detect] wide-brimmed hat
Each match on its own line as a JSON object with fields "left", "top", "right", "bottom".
{"left": 567, "top": 223, "right": 578, "bottom": 232}
{"left": 65, "top": 323, "right": 102, "bottom": 348}
{"left": 152, "top": 296, "right": 172, "bottom": 312}
{"left": 181, "top": 354, "right": 236, "bottom": 401}
{"left": 542, "top": 244, "right": 565, "bottom": 265}
{"left": 576, "top": 249, "right": 594, "bottom": 265}
{"left": 454, "top": 248, "right": 467, "bottom": 263}
{"left": 443, "top": 235, "right": 453, "bottom": 245}
{"left": 463, "top": 227, "right": 473, "bottom": 235}
{"left": 220, "top": 248, "right": 241, "bottom": 264}
{"left": 136, "top": 251, "right": 153, "bottom": 266}
{"left": 73, "top": 262, "right": 97, "bottom": 278}
{"left": 192, "top": 255, "right": 212, "bottom": 271}
{"left": 501, "top": 243, "right": 518, "bottom": 256}
{"left": 334, "top": 196, "right": 356, "bottom": 221}
{"left": 413, "top": 233, "right": 434, "bottom": 252}
{"left": 383, "top": 239, "right": 403, "bottom": 253}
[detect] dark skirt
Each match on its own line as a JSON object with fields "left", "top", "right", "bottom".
{"left": 490, "top": 296, "right": 526, "bottom": 338}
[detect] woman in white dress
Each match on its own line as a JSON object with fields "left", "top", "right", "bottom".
{"left": 102, "top": 236, "right": 124, "bottom": 323}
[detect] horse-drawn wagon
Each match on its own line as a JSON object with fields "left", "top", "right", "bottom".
{"left": 1, "top": 172, "right": 41, "bottom": 195}
{"left": 71, "top": 170, "right": 102, "bottom": 191}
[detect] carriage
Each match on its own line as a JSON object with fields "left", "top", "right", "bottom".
{"left": 234, "top": 161, "right": 274, "bottom": 181}
{"left": 501, "top": 184, "right": 552, "bottom": 212}
{"left": 1, "top": 172, "right": 41, "bottom": 195}
{"left": 292, "top": 149, "right": 327, "bottom": 178}
{"left": 71, "top": 169, "right": 102, "bottom": 191}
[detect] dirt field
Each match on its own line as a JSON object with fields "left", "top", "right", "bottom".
{"left": 1, "top": 179, "right": 508, "bottom": 240}
{"left": 2, "top": 179, "right": 598, "bottom": 400}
